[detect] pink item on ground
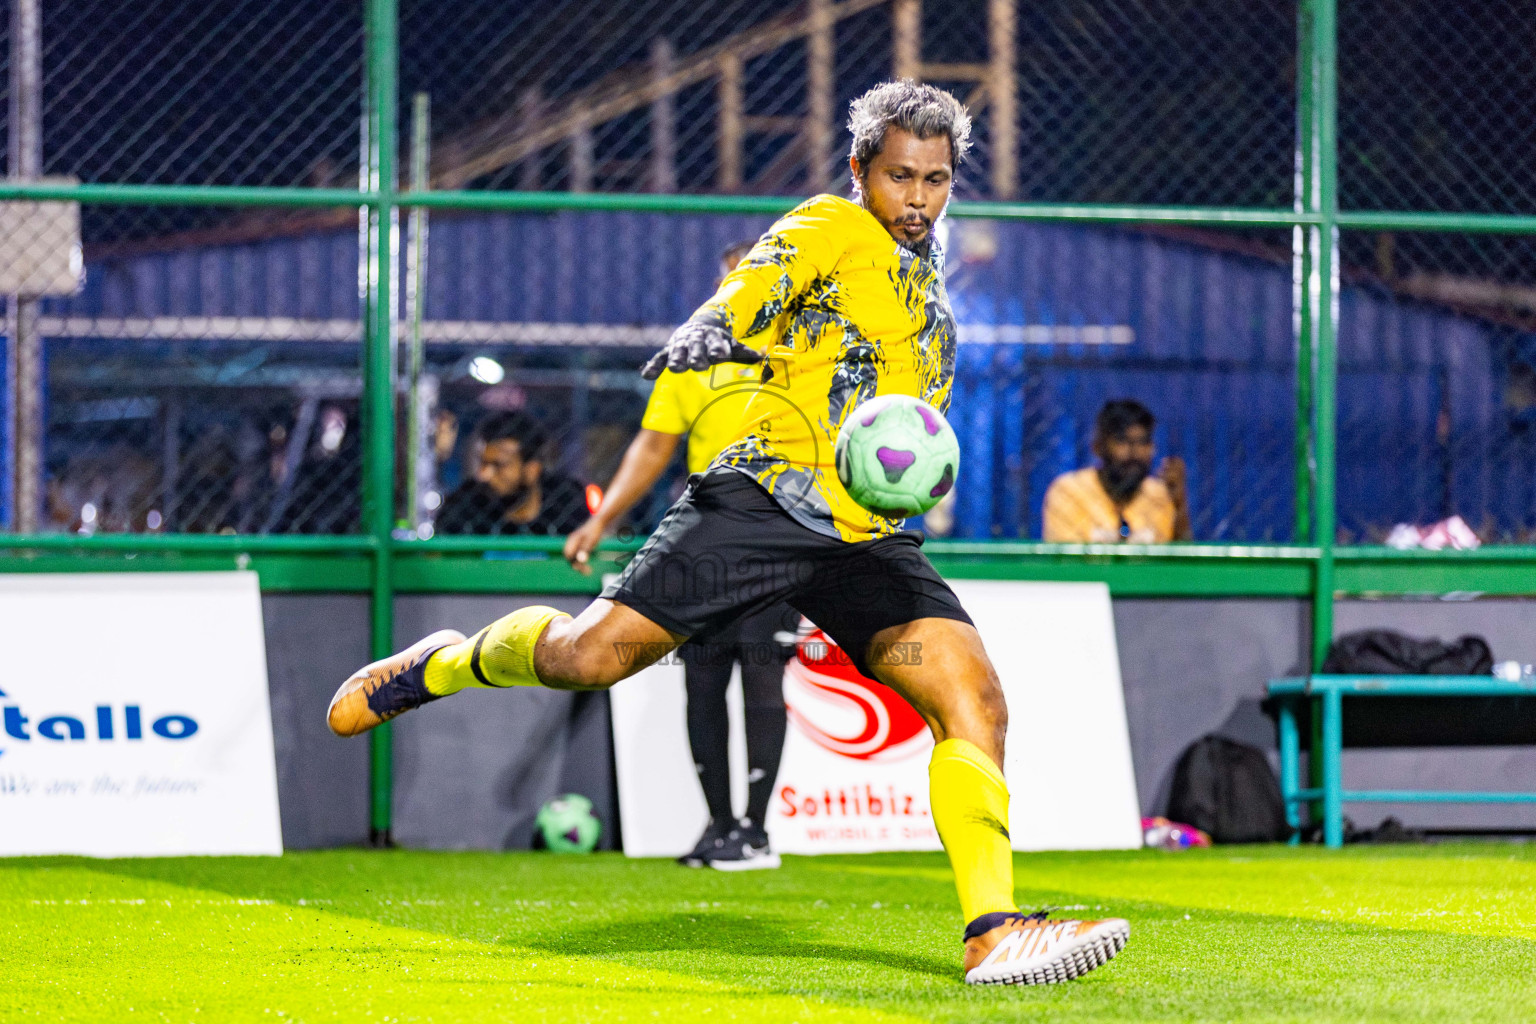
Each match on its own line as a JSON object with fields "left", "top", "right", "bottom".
{"left": 1142, "top": 816, "right": 1213, "bottom": 850}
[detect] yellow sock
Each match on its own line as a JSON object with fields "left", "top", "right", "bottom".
{"left": 424, "top": 605, "right": 569, "bottom": 695}
{"left": 929, "top": 738, "right": 1019, "bottom": 923}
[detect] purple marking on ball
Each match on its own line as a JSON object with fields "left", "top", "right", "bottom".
{"left": 860, "top": 405, "right": 883, "bottom": 427}
{"left": 929, "top": 463, "right": 955, "bottom": 498}
{"left": 915, "top": 403, "right": 944, "bottom": 436}
{"left": 876, "top": 446, "right": 916, "bottom": 483}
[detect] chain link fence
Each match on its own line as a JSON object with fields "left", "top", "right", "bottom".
{"left": 1334, "top": 0, "right": 1536, "bottom": 545}
{"left": 391, "top": 214, "right": 1300, "bottom": 543}
{"left": 1339, "top": 0, "right": 1534, "bottom": 216}
{"left": 399, "top": 0, "right": 1293, "bottom": 203}
{"left": 4, "top": 203, "right": 364, "bottom": 534}
{"left": 1336, "top": 230, "right": 1536, "bottom": 545}
{"left": 8, "top": 0, "right": 361, "bottom": 189}
{"left": 943, "top": 221, "right": 1298, "bottom": 541}
{"left": 0, "top": 0, "right": 1528, "bottom": 547}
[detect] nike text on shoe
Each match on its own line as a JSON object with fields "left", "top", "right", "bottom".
{"left": 963, "top": 910, "right": 1129, "bottom": 985}
{"left": 326, "top": 629, "right": 466, "bottom": 737}
{"left": 707, "top": 820, "right": 781, "bottom": 872}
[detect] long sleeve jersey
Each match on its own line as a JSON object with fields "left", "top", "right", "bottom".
{"left": 694, "top": 193, "right": 958, "bottom": 543}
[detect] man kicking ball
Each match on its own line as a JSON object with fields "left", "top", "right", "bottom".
{"left": 328, "top": 79, "right": 1128, "bottom": 986}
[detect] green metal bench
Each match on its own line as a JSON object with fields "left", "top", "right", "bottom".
{"left": 1266, "top": 674, "right": 1536, "bottom": 848}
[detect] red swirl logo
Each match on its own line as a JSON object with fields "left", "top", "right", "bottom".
{"left": 784, "top": 624, "right": 928, "bottom": 761}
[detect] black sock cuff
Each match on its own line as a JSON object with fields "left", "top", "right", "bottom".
{"left": 468, "top": 628, "right": 492, "bottom": 687}
{"left": 963, "top": 911, "right": 1024, "bottom": 942}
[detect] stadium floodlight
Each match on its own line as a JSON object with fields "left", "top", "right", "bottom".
{"left": 467, "top": 355, "right": 505, "bottom": 384}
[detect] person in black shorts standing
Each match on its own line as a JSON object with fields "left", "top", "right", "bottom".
{"left": 563, "top": 242, "right": 794, "bottom": 870}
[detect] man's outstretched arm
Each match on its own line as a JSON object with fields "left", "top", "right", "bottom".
{"left": 640, "top": 320, "right": 764, "bottom": 380}
{"left": 564, "top": 428, "right": 681, "bottom": 574}
{"left": 640, "top": 197, "right": 846, "bottom": 380}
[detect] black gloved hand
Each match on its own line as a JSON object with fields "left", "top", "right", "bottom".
{"left": 640, "top": 320, "right": 764, "bottom": 380}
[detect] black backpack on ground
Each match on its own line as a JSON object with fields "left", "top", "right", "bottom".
{"left": 1167, "top": 735, "right": 1290, "bottom": 843}
{"left": 1321, "top": 629, "right": 1493, "bottom": 675}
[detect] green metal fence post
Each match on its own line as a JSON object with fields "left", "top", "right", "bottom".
{"left": 363, "top": 0, "right": 399, "bottom": 847}
{"left": 1309, "top": 0, "right": 1339, "bottom": 674}
{"left": 1293, "top": 0, "right": 1315, "bottom": 547}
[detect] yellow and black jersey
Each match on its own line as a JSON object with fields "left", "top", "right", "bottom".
{"left": 692, "top": 193, "right": 957, "bottom": 543}
{"left": 640, "top": 364, "right": 761, "bottom": 475}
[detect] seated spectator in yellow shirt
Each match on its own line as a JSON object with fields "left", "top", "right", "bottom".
{"left": 1042, "top": 398, "right": 1191, "bottom": 543}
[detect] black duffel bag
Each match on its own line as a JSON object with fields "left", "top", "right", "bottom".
{"left": 1321, "top": 629, "right": 1493, "bottom": 675}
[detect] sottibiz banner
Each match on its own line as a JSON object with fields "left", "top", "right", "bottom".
{"left": 770, "top": 625, "right": 941, "bottom": 853}
{"left": 0, "top": 572, "right": 282, "bottom": 857}
{"left": 611, "top": 580, "right": 1141, "bottom": 857}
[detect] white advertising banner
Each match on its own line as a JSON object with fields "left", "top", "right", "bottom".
{"left": 611, "top": 579, "right": 1142, "bottom": 857}
{"left": 0, "top": 572, "right": 282, "bottom": 857}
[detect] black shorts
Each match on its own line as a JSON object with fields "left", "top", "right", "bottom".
{"left": 676, "top": 599, "right": 799, "bottom": 670}
{"left": 601, "top": 469, "right": 972, "bottom": 678}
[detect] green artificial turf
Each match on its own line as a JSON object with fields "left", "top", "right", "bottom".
{"left": 4, "top": 844, "right": 1535, "bottom": 1022}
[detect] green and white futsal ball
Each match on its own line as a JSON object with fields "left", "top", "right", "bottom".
{"left": 535, "top": 793, "right": 602, "bottom": 853}
{"left": 835, "top": 394, "right": 960, "bottom": 519}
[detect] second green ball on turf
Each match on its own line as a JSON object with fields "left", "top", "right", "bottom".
{"left": 535, "top": 793, "right": 602, "bottom": 853}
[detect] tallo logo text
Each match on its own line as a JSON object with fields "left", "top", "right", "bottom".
{"left": 2, "top": 692, "right": 198, "bottom": 744}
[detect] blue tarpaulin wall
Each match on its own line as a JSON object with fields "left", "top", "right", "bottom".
{"left": 16, "top": 209, "right": 1525, "bottom": 541}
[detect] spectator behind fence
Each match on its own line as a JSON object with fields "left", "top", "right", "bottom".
{"left": 1042, "top": 398, "right": 1191, "bottom": 543}
{"left": 434, "top": 411, "right": 588, "bottom": 536}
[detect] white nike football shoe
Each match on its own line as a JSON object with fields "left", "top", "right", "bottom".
{"left": 963, "top": 910, "right": 1129, "bottom": 985}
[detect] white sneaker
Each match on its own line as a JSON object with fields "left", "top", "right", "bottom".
{"left": 963, "top": 910, "right": 1129, "bottom": 985}
{"left": 706, "top": 820, "right": 781, "bottom": 872}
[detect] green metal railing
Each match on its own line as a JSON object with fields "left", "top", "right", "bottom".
{"left": 2, "top": 0, "right": 1533, "bottom": 841}
{"left": 361, "top": 0, "right": 400, "bottom": 841}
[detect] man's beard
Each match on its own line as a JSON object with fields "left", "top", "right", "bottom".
{"left": 854, "top": 185, "right": 933, "bottom": 256}
{"left": 500, "top": 481, "right": 533, "bottom": 509}
{"left": 888, "top": 210, "right": 933, "bottom": 255}
{"left": 1098, "top": 459, "right": 1151, "bottom": 504}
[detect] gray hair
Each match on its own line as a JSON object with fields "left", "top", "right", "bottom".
{"left": 847, "top": 79, "right": 972, "bottom": 173}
